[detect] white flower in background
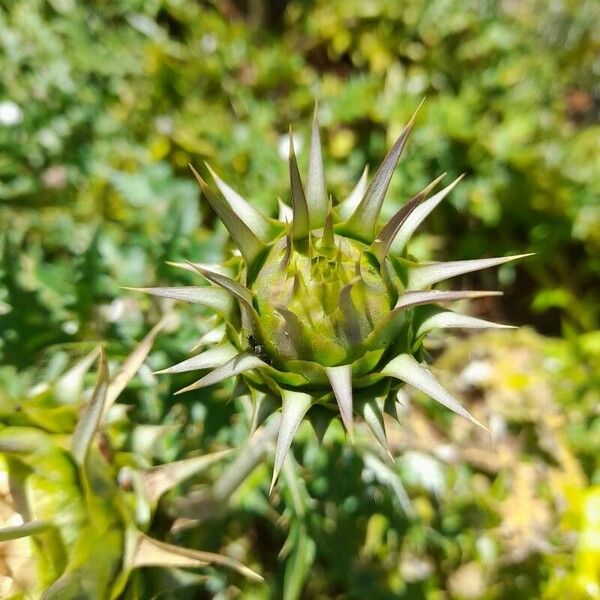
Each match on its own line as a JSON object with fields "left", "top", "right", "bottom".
{"left": 0, "top": 101, "right": 23, "bottom": 126}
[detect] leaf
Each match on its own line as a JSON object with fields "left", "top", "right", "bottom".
{"left": 289, "top": 131, "right": 310, "bottom": 240}
{"left": 140, "top": 449, "right": 232, "bottom": 504}
{"left": 104, "top": 315, "right": 172, "bottom": 418}
{"left": 174, "top": 352, "right": 267, "bottom": 395}
{"left": 342, "top": 101, "right": 423, "bottom": 241}
{"left": 205, "top": 163, "right": 273, "bottom": 241}
{"left": 408, "top": 253, "right": 534, "bottom": 290}
{"left": 271, "top": 390, "right": 312, "bottom": 493}
{"left": 391, "top": 175, "right": 463, "bottom": 254}
{"left": 131, "top": 533, "right": 263, "bottom": 581}
{"left": 382, "top": 354, "right": 487, "bottom": 430}
{"left": 71, "top": 346, "right": 109, "bottom": 465}
{"left": 154, "top": 343, "right": 237, "bottom": 375}
{"left": 317, "top": 208, "right": 335, "bottom": 256}
{"left": 395, "top": 289, "right": 502, "bottom": 310}
{"left": 324, "top": 365, "right": 354, "bottom": 437}
{"left": 123, "top": 286, "right": 231, "bottom": 314}
{"left": 186, "top": 262, "right": 253, "bottom": 306}
{"left": 165, "top": 260, "right": 231, "bottom": 276}
{"left": 306, "top": 106, "right": 327, "bottom": 228}
{"left": 371, "top": 173, "right": 447, "bottom": 261}
{"left": 190, "top": 165, "right": 266, "bottom": 266}
{"left": 415, "top": 309, "right": 515, "bottom": 338}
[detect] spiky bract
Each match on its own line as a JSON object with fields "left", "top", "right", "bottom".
{"left": 133, "top": 103, "right": 529, "bottom": 487}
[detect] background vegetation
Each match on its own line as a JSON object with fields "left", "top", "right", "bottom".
{"left": 1, "top": 0, "right": 598, "bottom": 598}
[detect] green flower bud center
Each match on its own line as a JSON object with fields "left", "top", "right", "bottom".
{"left": 251, "top": 231, "right": 393, "bottom": 367}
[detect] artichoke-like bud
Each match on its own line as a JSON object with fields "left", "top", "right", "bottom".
{"left": 133, "top": 103, "right": 530, "bottom": 488}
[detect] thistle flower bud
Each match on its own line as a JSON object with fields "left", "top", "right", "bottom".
{"left": 133, "top": 101, "right": 530, "bottom": 488}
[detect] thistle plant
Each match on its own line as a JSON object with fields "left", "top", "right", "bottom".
{"left": 0, "top": 322, "right": 261, "bottom": 599}
{"left": 132, "top": 103, "right": 530, "bottom": 489}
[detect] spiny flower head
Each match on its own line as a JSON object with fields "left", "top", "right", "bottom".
{"left": 132, "top": 102, "right": 530, "bottom": 488}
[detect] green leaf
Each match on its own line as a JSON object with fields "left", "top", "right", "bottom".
{"left": 306, "top": 106, "right": 327, "bottom": 229}
{"left": 342, "top": 101, "right": 422, "bottom": 242}
{"left": 289, "top": 131, "right": 310, "bottom": 241}
{"left": 174, "top": 352, "right": 267, "bottom": 395}
{"left": 271, "top": 390, "right": 312, "bottom": 493}
{"left": 408, "top": 253, "right": 534, "bottom": 290}
{"left": 382, "top": 354, "right": 487, "bottom": 430}
{"left": 324, "top": 365, "right": 354, "bottom": 437}
{"left": 205, "top": 162, "right": 274, "bottom": 241}
{"left": 390, "top": 175, "right": 463, "bottom": 255}
{"left": 154, "top": 343, "right": 237, "bottom": 375}
{"left": 190, "top": 165, "right": 266, "bottom": 266}
{"left": 104, "top": 315, "right": 172, "bottom": 418}
{"left": 123, "top": 286, "right": 232, "bottom": 314}
{"left": 71, "top": 346, "right": 108, "bottom": 465}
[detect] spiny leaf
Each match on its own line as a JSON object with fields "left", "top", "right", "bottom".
{"left": 395, "top": 289, "right": 502, "bottom": 310}
{"left": 336, "top": 165, "right": 368, "bottom": 220}
{"left": 71, "top": 346, "right": 108, "bottom": 465}
{"left": 408, "top": 253, "right": 534, "bottom": 290}
{"left": 140, "top": 450, "right": 232, "bottom": 504}
{"left": 289, "top": 130, "right": 310, "bottom": 240}
{"left": 416, "top": 309, "right": 515, "bottom": 338}
{"left": 205, "top": 163, "right": 272, "bottom": 241}
{"left": 324, "top": 365, "right": 354, "bottom": 437}
{"left": 123, "top": 286, "right": 231, "bottom": 314}
{"left": 190, "top": 165, "right": 266, "bottom": 266}
{"left": 371, "top": 173, "right": 446, "bottom": 262}
{"left": 271, "top": 390, "right": 312, "bottom": 493}
{"left": 382, "top": 354, "right": 487, "bottom": 430}
{"left": 343, "top": 101, "right": 423, "bottom": 242}
{"left": 317, "top": 206, "right": 335, "bottom": 256}
{"left": 306, "top": 105, "right": 327, "bottom": 228}
{"left": 154, "top": 343, "right": 237, "bottom": 375}
{"left": 131, "top": 533, "right": 263, "bottom": 581}
{"left": 165, "top": 260, "right": 230, "bottom": 276}
{"left": 392, "top": 175, "right": 463, "bottom": 254}
{"left": 187, "top": 262, "right": 253, "bottom": 306}
{"left": 104, "top": 314, "right": 173, "bottom": 418}
{"left": 361, "top": 398, "right": 392, "bottom": 458}
{"left": 365, "top": 289, "right": 492, "bottom": 348}
{"left": 174, "top": 352, "right": 267, "bottom": 395}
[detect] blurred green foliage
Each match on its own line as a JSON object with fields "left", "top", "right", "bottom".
{"left": 0, "top": 0, "right": 599, "bottom": 598}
